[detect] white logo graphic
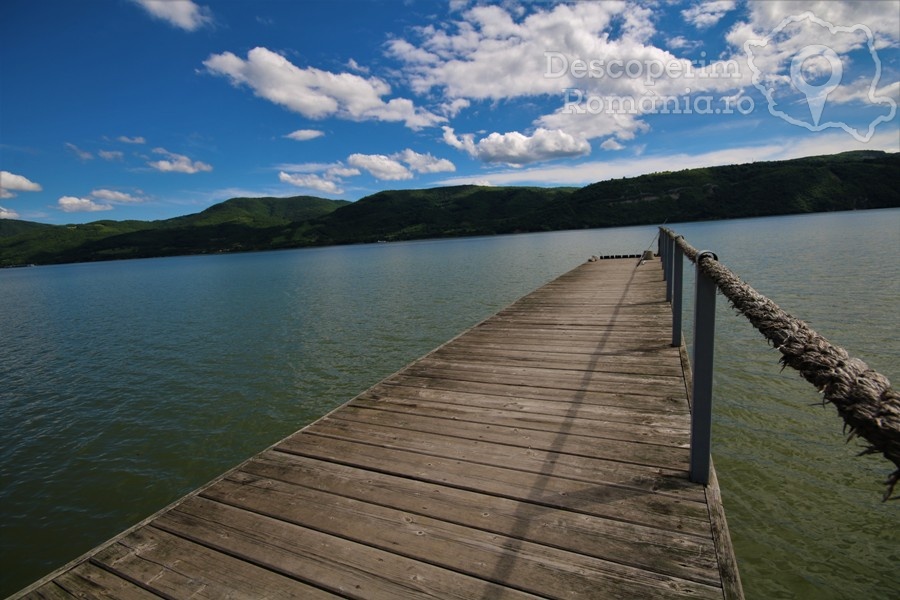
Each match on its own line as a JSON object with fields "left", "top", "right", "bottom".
{"left": 745, "top": 12, "right": 896, "bottom": 141}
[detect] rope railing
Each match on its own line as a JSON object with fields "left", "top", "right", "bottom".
{"left": 660, "top": 227, "right": 900, "bottom": 501}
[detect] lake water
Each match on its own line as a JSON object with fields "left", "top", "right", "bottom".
{"left": 1, "top": 209, "right": 897, "bottom": 598}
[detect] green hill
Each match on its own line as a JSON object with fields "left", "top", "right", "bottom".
{"left": 559, "top": 150, "right": 898, "bottom": 228}
{"left": 305, "top": 185, "right": 578, "bottom": 244}
{"left": 163, "top": 195, "right": 347, "bottom": 229}
{"left": 0, "top": 196, "right": 349, "bottom": 266}
{"left": 0, "top": 219, "right": 55, "bottom": 238}
{"left": 1, "top": 151, "right": 897, "bottom": 267}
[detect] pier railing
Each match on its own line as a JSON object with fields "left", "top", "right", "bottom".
{"left": 658, "top": 227, "right": 900, "bottom": 500}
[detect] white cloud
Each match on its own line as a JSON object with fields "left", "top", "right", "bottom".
{"left": 117, "top": 135, "right": 146, "bottom": 144}
{"left": 91, "top": 189, "right": 145, "bottom": 203}
{"left": 437, "top": 129, "right": 900, "bottom": 187}
{"left": 666, "top": 36, "right": 702, "bottom": 51}
{"left": 204, "top": 47, "right": 443, "bottom": 129}
{"left": 348, "top": 153, "right": 414, "bottom": 180}
{"left": 276, "top": 163, "right": 362, "bottom": 195}
{"left": 65, "top": 142, "right": 94, "bottom": 161}
{"left": 828, "top": 80, "right": 900, "bottom": 106}
{"left": 99, "top": 150, "right": 124, "bottom": 161}
{"left": 536, "top": 106, "right": 650, "bottom": 140}
{"left": 442, "top": 126, "right": 477, "bottom": 156}
{"left": 277, "top": 148, "right": 453, "bottom": 189}
{"left": 279, "top": 171, "right": 344, "bottom": 195}
{"left": 391, "top": 2, "right": 745, "bottom": 147}
{"left": 0, "top": 206, "right": 21, "bottom": 219}
{"left": 600, "top": 139, "right": 625, "bottom": 151}
{"left": 393, "top": 3, "right": 691, "bottom": 100}
{"left": 347, "top": 58, "right": 369, "bottom": 74}
{"left": 1, "top": 171, "right": 42, "bottom": 198}
{"left": 449, "top": 0, "right": 470, "bottom": 12}
{"left": 477, "top": 129, "right": 591, "bottom": 165}
{"left": 730, "top": 1, "right": 899, "bottom": 50}
{"left": 622, "top": 4, "right": 656, "bottom": 42}
{"left": 327, "top": 166, "right": 361, "bottom": 178}
{"left": 284, "top": 129, "right": 325, "bottom": 141}
{"left": 273, "top": 161, "right": 340, "bottom": 173}
{"left": 443, "top": 126, "right": 590, "bottom": 165}
{"left": 132, "top": 0, "right": 211, "bottom": 31}
{"left": 58, "top": 196, "right": 113, "bottom": 213}
{"left": 147, "top": 148, "right": 212, "bottom": 173}
{"left": 385, "top": 38, "right": 440, "bottom": 66}
{"left": 341, "top": 149, "right": 456, "bottom": 179}
{"left": 396, "top": 149, "right": 456, "bottom": 173}
{"left": 682, "top": 1, "right": 737, "bottom": 29}
{"left": 727, "top": 1, "right": 900, "bottom": 63}
{"left": 441, "top": 98, "right": 470, "bottom": 117}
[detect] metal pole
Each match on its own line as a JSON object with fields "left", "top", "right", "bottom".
{"left": 660, "top": 229, "right": 668, "bottom": 282}
{"left": 671, "top": 240, "right": 684, "bottom": 347}
{"left": 665, "top": 235, "right": 674, "bottom": 302}
{"left": 690, "top": 251, "right": 718, "bottom": 485}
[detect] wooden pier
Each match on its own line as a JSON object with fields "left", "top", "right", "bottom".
{"left": 13, "top": 256, "right": 741, "bottom": 599}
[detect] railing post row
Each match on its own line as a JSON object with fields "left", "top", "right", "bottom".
{"left": 660, "top": 228, "right": 715, "bottom": 485}
{"left": 690, "top": 251, "right": 718, "bottom": 485}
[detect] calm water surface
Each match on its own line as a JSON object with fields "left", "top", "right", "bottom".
{"left": 1, "top": 210, "right": 897, "bottom": 598}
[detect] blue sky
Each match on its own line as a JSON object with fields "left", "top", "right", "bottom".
{"left": 1, "top": 0, "right": 897, "bottom": 224}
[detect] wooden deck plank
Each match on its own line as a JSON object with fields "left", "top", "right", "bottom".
{"left": 362, "top": 384, "right": 691, "bottom": 425}
{"left": 310, "top": 412, "right": 693, "bottom": 473}
{"left": 277, "top": 431, "right": 705, "bottom": 505}
{"left": 198, "top": 474, "right": 722, "bottom": 600}
{"left": 155, "top": 498, "right": 539, "bottom": 600}
{"left": 399, "top": 364, "right": 687, "bottom": 398}
{"left": 11, "top": 257, "right": 739, "bottom": 599}
{"left": 429, "top": 347, "right": 685, "bottom": 376}
{"left": 17, "top": 584, "right": 76, "bottom": 600}
{"left": 92, "top": 526, "right": 338, "bottom": 599}
{"left": 414, "top": 357, "right": 685, "bottom": 388}
{"left": 459, "top": 329, "right": 671, "bottom": 345}
{"left": 383, "top": 375, "right": 688, "bottom": 413}
{"left": 52, "top": 563, "right": 162, "bottom": 600}
{"left": 352, "top": 391, "right": 691, "bottom": 431}
{"left": 340, "top": 398, "right": 690, "bottom": 444}
{"left": 237, "top": 453, "right": 721, "bottom": 585}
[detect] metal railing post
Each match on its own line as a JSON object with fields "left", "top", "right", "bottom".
{"left": 690, "top": 251, "right": 717, "bottom": 485}
{"left": 665, "top": 235, "right": 675, "bottom": 301}
{"left": 660, "top": 229, "right": 668, "bottom": 282}
{"left": 671, "top": 239, "right": 684, "bottom": 347}
{"left": 657, "top": 228, "right": 663, "bottom": 264}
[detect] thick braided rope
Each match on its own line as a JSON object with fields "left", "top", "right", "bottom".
{"left": 664, "top": 229, "right": 900, "bottom": 501}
